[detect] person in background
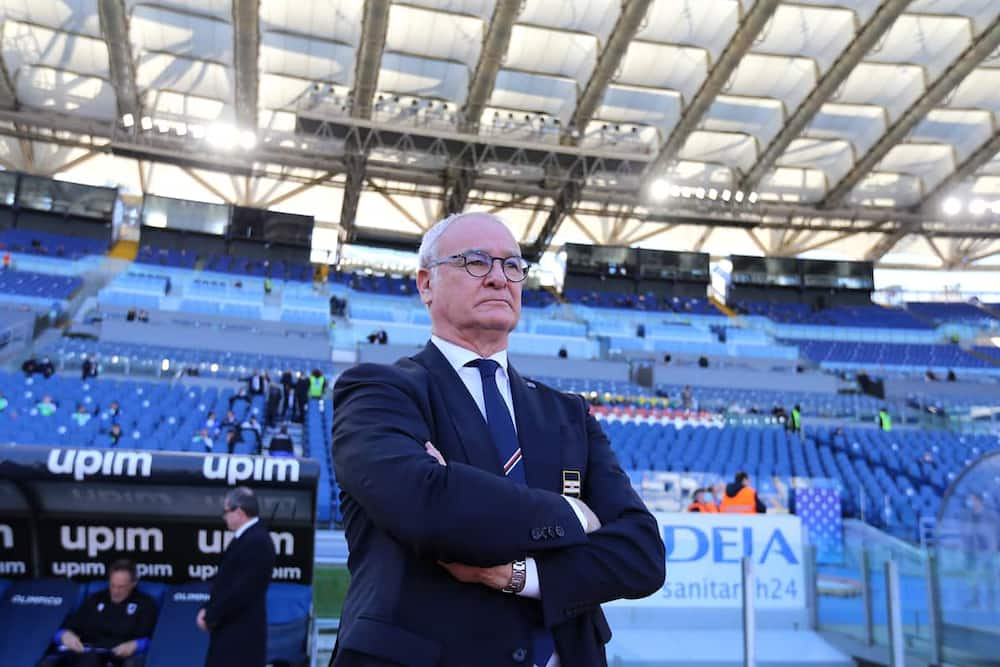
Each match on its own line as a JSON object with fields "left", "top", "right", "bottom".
{"left": 220, "top": 410, "right": 238, "bottom": 431}
{"left": 264, "top": 383, "right": 282, "bottom": 428}
{"left": 193, "top": 428, "right": 213, "bottom": 452}
{"left": 292, "top": 372, "right": 309, "bottom": 423}
{"left": 39, "top": 357, "right": 55, "bottom": 378}
{"left": 878, "top": 407, "right": 892, "bottom": 432}
{"left": 681, "top": 385, "right": 693, "bottom": 410}
{"left": 224, "top": 429, "right": 240, "bottom": 455}
{"left": 81, "top": 356, "right": 97, "bottom": 381}
{"left": 108, "top": 424, "right": 123, "bottom": 447}
{"left": 2, "top": 251, "right": 11, "bottom": 270}
{"left": 267, "top": 425, "right": 294, "bottom": 457}
{"left": 686, "top": 488, "right": 718, "bottom": 513}
{"left": 42, "top": 559, "right": 157, "bottom": 667}
{"left": 307, "top": 369, "right": 326, "bottom": 403}
{"left": 263, "top": 277, "right": 273, "bottom": 295}
{"left": 106, "top": 401, "right": 122, "bottom": 425}
{"left": 0, "top": 391, "right": 7, "bottom": 412}
{"left": 720, "top": 471, "right": 766, "bottom": 514}
{"left": 36, "top": 395, "right": 58, "bottom": 417}
{"left": 242, "top": 370, "right": 266, "bottom": 396}
{"left": 557, "top": 346, "right": 568, "bottom": 359}
{"left": 279, "top": 369, "right": 294, "bottom": 419}
{"left": 197, "top": 487, "right": 275, "bottom": 667}
{"left": 228, "top": 387, "right": 252, "bottom": 411}
{"left": 203, "top": 411, "right": 218, "bottom": 436}
{"left": 788, "top": 404, "right": 802, "bottom": 434}
{"left": 72, "top": 405, "right": 92, "bottom": 427}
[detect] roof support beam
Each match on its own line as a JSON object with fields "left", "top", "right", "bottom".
{"left": 641, "top": 0, "right": 781, "bottom": 185}
{"left": 339, "top": 130, "right": 369, "bottom": 243}
{"left": 529, "top": 0, "right": 652, "bottom": 255}
{"left": 527, "top": 161, "right": 586, "bottom": 261}
{"left": 97, "top": 0, "right": 141, "bottom": 125}
{"left": 822, "top": 15, "right": 1000, "bottom": 207}
{"left": 0, "top": 54, "right": 16, "bottom": 110}
{"left": 351, "top": 0, "right": 392, "bottom": 120}
{"left": 920, "top": 128, "right": 1000, "bottom": 208}
{"left": 232, "top": 0, "right": 260, "bottom": 130}
{"left": 739, "top": 0, "right": 914, "bottom": 193}
{"left": 864, "top": 228, "right": 908, "bottom": 261}
{"left": 566, "top": 0, "right": 653, "bottom": 145}
{"left": 441, "top": 157, "right": 476, "bottom": 218}
{"left": 461, "top": 0, "right": 521, "bottom": 132}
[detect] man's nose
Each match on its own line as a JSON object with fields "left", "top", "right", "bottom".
{"left": 483, "top": 258, "right": 508, "bottom": 285}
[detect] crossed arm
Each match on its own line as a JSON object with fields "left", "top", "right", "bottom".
{"left": 332, "top": 365, "right": 665, "bottom": 616}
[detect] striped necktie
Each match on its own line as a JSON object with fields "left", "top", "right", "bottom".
{"left": 466, "top": 359, "right": 555, "bottom": 667}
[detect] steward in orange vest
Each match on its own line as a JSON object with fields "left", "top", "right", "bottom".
{"left": 686, "top": 488, "right": 719, "bottom": 513}
{"left": 720, "top": 471, "right": 766, "bottom": 514}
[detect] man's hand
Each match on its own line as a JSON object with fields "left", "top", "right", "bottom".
{"left": 567, "top": 496, "right": 602, "bottom": 533}
{"left": 61, "top": 630, "right": 84, "bottom": 653}
{"left": 112, "top": 640, "right": 137, "bottom": 658}
{"left": 196, "top": 608, "right": 209, "bottom": 632}
{"left": 425, "top": 441, "right": 446, "bottom": 466}
{"left": 438, "top": 561, "right": 513, "bottom": 591}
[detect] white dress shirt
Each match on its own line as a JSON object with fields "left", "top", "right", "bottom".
{"left": 431, "top": 336, "right": 584, "bottom": 667}
{"left": 233, "top": 516, "right": 259, "bottom": 541}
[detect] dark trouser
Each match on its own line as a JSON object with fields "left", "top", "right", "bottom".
{"left": 280, "top": 387, "right": 292, "bottom": 417}
{"left": 293, "top": 395, "right": 307, "bottom": 422}
{"left": 38, "top": 652, "right": 146, "bottom": 667}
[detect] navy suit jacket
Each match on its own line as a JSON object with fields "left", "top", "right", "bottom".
{"left": 203, "top": 520, "right": 276, "bottom": 667}
{"left": 330, "top": 343, "right": 665, "bottom": 667}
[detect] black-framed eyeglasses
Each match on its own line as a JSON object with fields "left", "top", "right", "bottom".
{"left": 428, "top": 250, "right": 530, "bottom": 282}
{"left": 222, "top": 507, "right": 237, "bottom": 517}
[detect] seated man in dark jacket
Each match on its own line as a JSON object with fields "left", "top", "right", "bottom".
{"left": 267, "top": 425, "right": 295, "bottom": 456}
{"left": 41, "top": 559, "right": 158, "bottom": 666}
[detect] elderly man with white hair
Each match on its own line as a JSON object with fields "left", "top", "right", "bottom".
{"left": 330, "top": 212, "right": 665, "bottom": 667}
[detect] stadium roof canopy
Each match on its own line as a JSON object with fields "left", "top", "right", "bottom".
{"left": 0, "top": 0, "right": 999, "bottom": 270}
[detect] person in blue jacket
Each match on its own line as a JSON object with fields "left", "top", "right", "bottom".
{"left": 331, "top": 213, "right": 665, "bottom": 667}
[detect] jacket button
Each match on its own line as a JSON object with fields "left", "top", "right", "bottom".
{"left": 531, "top": 528, "right": 542, "bottom": 540}
{"left": 555, "top": 525, "right": 565, "bottom": 537}
{"left": 512, "top": 647, "right": 527, "bottom": 663}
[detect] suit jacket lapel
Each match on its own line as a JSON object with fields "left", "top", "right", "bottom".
{"left": 413, "top": 343, "right": 503, "bottom": 475}
{"left": 508, "top": 365, "right": 561, "bottom": 493}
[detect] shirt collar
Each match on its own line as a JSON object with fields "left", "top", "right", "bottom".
{"left": 431, "top": 335, "right": 508, "bottom": 376}
{"left": 234, "top": 516, "right": 259, "bottom": 540}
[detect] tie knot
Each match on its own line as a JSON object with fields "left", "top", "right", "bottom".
{"left": 466, "top": 358, "right": 500, "bottom": 379}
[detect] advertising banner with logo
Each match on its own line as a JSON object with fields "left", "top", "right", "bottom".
{"left": 629, "top": 512, "right": 805, "bottom": 609}
{"left": 0, "top": 445, "right": 319, "bottom": 584}
{"left": 36, "top": 521, "right": 314, "bottom": 583}
{"left": 0, "top": 517, "right": 32, "bottom": 578}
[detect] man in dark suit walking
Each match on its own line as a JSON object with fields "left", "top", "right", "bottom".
{"left": 331, "top": 213, "right": 665, "bottom": 667}
{"left": 197, "top": 487, "right": 275, "bottom": 667}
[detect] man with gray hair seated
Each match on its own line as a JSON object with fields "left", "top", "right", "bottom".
{"left": 196, "top": 486, "right": 275, "bottom": 667}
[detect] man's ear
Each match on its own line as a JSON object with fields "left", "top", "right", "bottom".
{"left": 417, "top": 268, "right": 432, "bottom": 306}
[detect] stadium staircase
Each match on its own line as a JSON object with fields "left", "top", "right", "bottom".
{"left": 709, "top": 293, "right": 737, "bottom": 318}
{"left": 108, "top": 240, "right": 138, "bottom": 261}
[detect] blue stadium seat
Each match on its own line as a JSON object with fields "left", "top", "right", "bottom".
{"left": 0, "top": 578, "right": 80, "bottom": 664}
{"left": 144, "top": 583, "right": 212, "bottom": 667}
{"left": 266, "top": 583, "right": 312, "bottom": 664}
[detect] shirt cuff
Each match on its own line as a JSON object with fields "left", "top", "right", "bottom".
{"left": 53, "top": 629, "right": 66, "bottom": 645}
{"left": 563, "top": 496, "right": 588, "bottom": 531}
{"left": 135, "top": 638, "right": 149, "bottom": 654}
{"left": 516, "top": 557, "right": 541, "bottom": 600}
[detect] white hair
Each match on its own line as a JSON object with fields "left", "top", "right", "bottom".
{"left": 417, "top": 212, "right": 513, "bottom": 270}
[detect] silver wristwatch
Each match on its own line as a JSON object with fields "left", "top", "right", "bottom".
{"left": 502, "top": 559, "right": 527, "bottom": 594}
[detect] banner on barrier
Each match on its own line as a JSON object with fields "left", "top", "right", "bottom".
{"left": 36, "top": 520, "right": 315, "bottom": 583}
{"left": 628, "top": 512, "right": 806, "bottom": 609}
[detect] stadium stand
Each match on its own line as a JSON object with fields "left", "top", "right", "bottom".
{"left": 0, "top": 269, "right": 82, "bottom": 300}
{"left": 0, "top": 230, "right": 107, "bottom": 260}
